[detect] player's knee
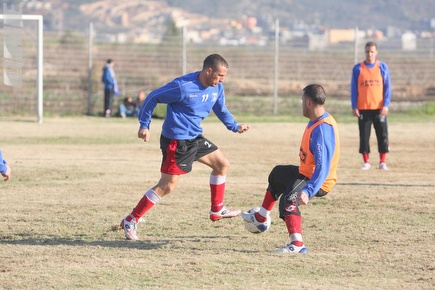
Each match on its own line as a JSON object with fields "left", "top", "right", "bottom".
{"left": 156, "top": 180, "right": 178, "bottom": 195}
{"left": 268, "top": 165, "right": 285, "bottom": 180}
{"left": 215, "top": 158, "right": 230, "bottom": 174}
{"left": 222, "top": 159, "right": 230, "bottom": 170}
{"left": 278, "top": 195, "right": 300, "bottom": 219}
{"left": 279, "top": 206, "right": 301, "bottom": 220}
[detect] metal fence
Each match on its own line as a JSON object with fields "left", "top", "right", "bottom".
{"left": 1, "top": 29, "right": 434, "bottom": 119}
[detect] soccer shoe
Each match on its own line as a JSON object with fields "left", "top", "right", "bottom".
{"left": 241, "top": 209, "right": 271, "bottom": 233}
{"left": 378, "top": 163, "right": 389, "bottom": 170}
{"left": 361, "top": 162, "right": 371, "bottom": 170}
{"left": 120, "top": 215, "right": 139, "bottom": 240}
{"left": 273, "top": 243, "right": 308, "bottom": 254}
{"left": 241, "top": 210, "right": 259, "bottom": 224}
{"left": 209, "top": 206, "right": 241, "bottom": 221}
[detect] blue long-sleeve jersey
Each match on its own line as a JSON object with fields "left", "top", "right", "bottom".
{"left": 302, "top": 112, "right": 337, "bottom": 198}
{"left": 0, "top": 150, "right": 8, "bottom": 174}
{"left": 138, "top": 71, "right": 239, "bottom": 140}
{"left": 101, "top": 65, "right": 115, "bottom": 89}
{"left": 350, "top": 61, "right": 392, "bottom": 109}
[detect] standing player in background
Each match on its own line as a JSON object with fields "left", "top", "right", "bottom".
{"left": 120, "top": 54, "right": 250, "bottom": 240}
{"left": 0, "top": 149, "right": 11, "bottom": 181}
{"left": 242, "top": 84, "right": 340, "bottom": 253}
{"left": 351, "top": 41, "right": 392, "bottom": 170}
{"left": 101, "top": 59, "right": 119, "bottom": 118}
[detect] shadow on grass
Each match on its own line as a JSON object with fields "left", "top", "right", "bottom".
{"left": 0, "top": 233, "right": 252, "bottom": 251}
{"left": 0, "top": 233, "right": 169, "bottom": 250}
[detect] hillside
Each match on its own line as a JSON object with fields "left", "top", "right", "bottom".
{"left": 168, "top": 0, "right": 435, "bottom": 30}
{"left": 16, "top": 0, "right": 435, "bottom": 35}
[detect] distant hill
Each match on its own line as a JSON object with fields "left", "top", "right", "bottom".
{"left": 167, "top": 0, "right": 435, "bottom": 31}
{"left": 14, "top": 0, "right": 435, "bottom": 34}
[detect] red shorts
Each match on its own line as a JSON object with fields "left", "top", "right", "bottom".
{"left": 160, "top": 134, "right": 218, "bottom": 175}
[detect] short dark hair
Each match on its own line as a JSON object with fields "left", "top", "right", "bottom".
{"left": 365, "top": 41, "right": 378, "bottom": 50}
{"left": 203, "top": 54, "right": 229, "bottom": 70}
{"left": 106, "top": 59, "right": 113, "bottom": 64}
{"left": 302, "top": 84, "right": 326, "bottom": 105}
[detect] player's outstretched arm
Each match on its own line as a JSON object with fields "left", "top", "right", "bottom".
{"left": 138, "top": 128, "right": 151, "bottom": 142}
{"left": 237, "top": 124, "right": 250, "bottom": 133}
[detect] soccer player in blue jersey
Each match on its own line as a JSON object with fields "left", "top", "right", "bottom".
{"left": 121, "top": 54, "right": 250, "bottom": 240}
{"left": 0, "top": 149, "right": 11, "bottom": 181}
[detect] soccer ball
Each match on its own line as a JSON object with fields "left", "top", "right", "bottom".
{"left": 242, "top": 207, "right": 271, "bottom": 234}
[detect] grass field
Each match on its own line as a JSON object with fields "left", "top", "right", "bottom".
{"left": 0, "top": 116, "right": 434, "bottom": 289}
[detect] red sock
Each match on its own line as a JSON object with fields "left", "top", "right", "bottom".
{"left": 379, "top": 152, "right": 387, "bottom": 163}
{"left": 284, "top": 211, "right": 303, "bottom": 247}
{"left": 261, "top": 190, "right": 277, "bottom": 211}
{"left": 363, "top": 153, "right": 370, "bottom": 163}
{"left": 210, "top": 175, "right": 226, "bottom": 212}
{"left": 255, "top": 190, "right": 276, "bottom": 222}
{"left": 127, "top": 189, "right": 160, "bottom": 222}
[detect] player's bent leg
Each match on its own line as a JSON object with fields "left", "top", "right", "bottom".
{"left": 198, "top": 150, "right": 240, "bottom": 221}
{"left": 153, "top": 173, "right": 180, "bottom": 197}
{"left": 120, "top": 174, "right": 178, "bottom": 240}
{"left": 276, "top": 187, "right": 307, "bottom": 253}
{"left": 197, "top": 149, "right": 230, "bottom": 176}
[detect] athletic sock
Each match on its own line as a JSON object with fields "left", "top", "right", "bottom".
{"left": 127, "top": 189, "right": 161, "bottom": 222}
{"left": 380, "top": 152, "right": 387, "bottom": 163}
{"left": 210, "top": 174, "right": 226, "bottom": 213}
{"left": 284, "top": 211, "right": 303, "bottom": 246}
{"left": 255, "top": 190, "right": 276, "bottom": 222}
{"left": 363, "top": 153, "right": 370, "bottom": 163}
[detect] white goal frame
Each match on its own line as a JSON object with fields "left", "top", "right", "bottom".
{"left": 1, "top": 14, "right": 43, "bottom": 124}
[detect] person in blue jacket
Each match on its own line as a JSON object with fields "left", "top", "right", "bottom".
{"left": 101, "top": 59, "right": 119, "bottom": 117}
{"left": 0, "top": 149, "right": 11, "bottom": 181}
{"left": 120, "top": 54, "right": 250, "bottom": 240}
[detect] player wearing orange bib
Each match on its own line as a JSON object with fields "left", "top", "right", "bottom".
{"left": 242, "top": 84, "right": 340, "bottom": 253}
{"left": 351, "top": 41, "right": 392, "bottom": 170}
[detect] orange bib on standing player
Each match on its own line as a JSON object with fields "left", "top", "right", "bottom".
{"left": 357, "top": 60, "right": 384, "bottom": 110}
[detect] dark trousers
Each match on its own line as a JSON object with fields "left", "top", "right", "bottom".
{"left": 266, "top": 165, "right": 327, "bottom": 220}
{"left": 358, "top": 110, "right": 389, "bottom": 154}
{"left": 104, "top": 88, "right": 114, "bottom": 114}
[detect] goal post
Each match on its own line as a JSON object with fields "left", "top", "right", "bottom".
{"left": 1, "top": 5, "right": 43, "bottom": 123}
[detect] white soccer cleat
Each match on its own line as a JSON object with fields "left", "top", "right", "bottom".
{"left": 273, "top": 243, "right": 308, "bottom": 254}
{"left": 120, "top": 215, "right": 139, "bottom": 240}
{"left": 361, "top": 162, "right": 371, "bottom": 170}
{"left": 241, "top": 207, "right": 271, "bottom": 234}
{"left": 378, "top": 163, "right": 389, "bottom": 170}
{"left": 209, "top": 206, "right": 241, "bottom": 221}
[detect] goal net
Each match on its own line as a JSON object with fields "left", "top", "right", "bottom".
{"left": 1, "top": 4, "right": 43, "bottom": 123}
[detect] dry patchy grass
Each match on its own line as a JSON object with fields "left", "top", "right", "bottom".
{"left": 0, "top": 117, "right": 434, "bottom": 289}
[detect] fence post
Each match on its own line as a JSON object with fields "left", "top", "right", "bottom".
{"left": 353, "top": 26, "right": 359, "bottom": 64}
{"left": 87, "top": 21, "right": 93, "bottom": 115}
{"left": 182, "top": 25, "right": 187, "bottom": 75}
{"left": 273, "top": 18, "right": 279, "bottom": 115}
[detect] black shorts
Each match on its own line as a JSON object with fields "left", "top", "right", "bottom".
{"left": 160, "top": 134, "right": 218, "bottom": 175}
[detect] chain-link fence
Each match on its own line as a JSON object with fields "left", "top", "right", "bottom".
{"left": 1, "top": 29, "right": 434, "bottom": 119}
